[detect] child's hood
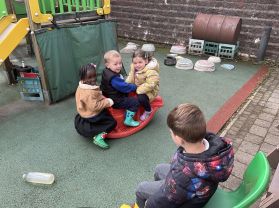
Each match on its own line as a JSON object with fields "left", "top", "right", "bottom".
{"left": 78, "top": 81, "right": 99, "bottom": 90}
{"left": 143, "top": 58, "right": 160, "bottom": 73}
{"left": 174, "top": 133, "right": 234, "bottom": 183}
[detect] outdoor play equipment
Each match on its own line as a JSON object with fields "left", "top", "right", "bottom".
{"left": 192, "top": 13, "right": 242, "bottom": 44}
{"left": 1, "top": 0, "right": 163, "bottom": 137}
{"left": 0, "top": 0, "right": 114, "bottom": 103}
{"left": 0, "top": 0, "right": 53, "bottom": 64}
{"left": 107, "top": 96, "right": 164, "bottom": 139}
{"left": 260, "top": 145, "right": 279, "bottom": 208}
{"left": 0, "top": 15, "right": 29, "bottom": 64}
{"left": 204, "top": 151, "right": 270, "bottom": 208}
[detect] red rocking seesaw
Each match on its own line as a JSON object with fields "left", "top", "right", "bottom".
{"left": 106, "top": 96, "right": 164, "bottom": 139}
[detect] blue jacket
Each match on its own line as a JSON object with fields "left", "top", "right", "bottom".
{"left": 100, "top": 68, "right": 136, "bottom": 101}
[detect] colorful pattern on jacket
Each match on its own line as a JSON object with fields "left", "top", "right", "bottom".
{"left": 145, "top": 133, "right": 234, "bottom": 208}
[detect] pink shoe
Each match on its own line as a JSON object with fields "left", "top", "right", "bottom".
{"left": 140, "top": 110, "right": 152, "bottom": 121}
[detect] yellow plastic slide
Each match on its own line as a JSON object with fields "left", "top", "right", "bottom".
{"left": 0, "top": 15, "right": 29, "bottom": 65}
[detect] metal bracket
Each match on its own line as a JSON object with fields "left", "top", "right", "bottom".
{"left": 28, "top": 0, "right": 53, "bottom": 23}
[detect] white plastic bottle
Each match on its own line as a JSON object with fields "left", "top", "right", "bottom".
{"left": 22, "top": 172, "right": 55, "bottom": 185}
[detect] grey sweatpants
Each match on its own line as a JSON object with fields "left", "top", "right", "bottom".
{"left": 136, "top": 163, "right": 170, "bottom": 208}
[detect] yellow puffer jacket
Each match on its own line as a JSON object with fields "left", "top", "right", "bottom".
{"left": 126, "top": 58, "right": 160, "bottom": 102}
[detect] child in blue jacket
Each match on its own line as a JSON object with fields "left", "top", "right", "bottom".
{"left": 100, "top": 50, "right": 140, "bottom": 127}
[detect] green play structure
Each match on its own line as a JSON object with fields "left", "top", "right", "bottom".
{"left": 13, "top": 0, "right": 27, "bottom": 15}
{"left": 0, "top": 0, "right": 8, "bottom": 19}
{"left": 12, "top": 0, "right": 103, "bottom": 15}
{"left": 1, "top": 0, "right": 114, "bottom": 103}
{"left": 35, "top": 19, "right": 118, "bottom": 102}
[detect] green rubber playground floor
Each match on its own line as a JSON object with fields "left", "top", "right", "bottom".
{"left": 0, "top": 40, "right": 264, "bottom": 207}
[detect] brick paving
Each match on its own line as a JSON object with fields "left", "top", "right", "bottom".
{"left": 218, "top": 64, "right": 279, "bottom": 206}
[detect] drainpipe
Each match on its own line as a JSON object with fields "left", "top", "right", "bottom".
{"left": 256, "top": 25, "right": 272, "bottom": 62}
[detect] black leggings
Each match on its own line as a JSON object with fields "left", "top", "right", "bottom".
{"left": 138, "top": 94, "right": 151, "bottom": 112}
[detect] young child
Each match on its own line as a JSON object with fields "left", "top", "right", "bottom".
{"left": 74, "top": 63, "right": 116, "bottom": 149}
{"left": 126, "top": 49, "right": 159, "bottom": 121}
{"left": 100, "top": 50, "right": 140, "bottom": 127}
{"left": 125, "top": 103, "right": 234, "bottom": 208}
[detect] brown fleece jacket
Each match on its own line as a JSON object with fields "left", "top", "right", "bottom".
{"left": 75, "top": 82, "right": 113, "bottom": 118}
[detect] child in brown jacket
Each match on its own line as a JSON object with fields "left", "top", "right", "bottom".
{"left": 74, "top": 63, "right": 116, "bottom": 149}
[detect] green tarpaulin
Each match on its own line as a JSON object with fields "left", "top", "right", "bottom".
{"left": 35, "top": 20, "right": 118, "bottom": 103}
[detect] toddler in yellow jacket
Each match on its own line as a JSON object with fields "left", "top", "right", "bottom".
{"left": 126, "top": 49, "right": 160, "bottom": 121}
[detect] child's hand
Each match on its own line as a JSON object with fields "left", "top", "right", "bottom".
{"left": 106, "top": 98, "right": 114, "bottom": 107}
{"left": 133, "top": 84, "right": 137, "bottom": 91}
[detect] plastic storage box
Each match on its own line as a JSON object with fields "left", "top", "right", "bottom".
{"left": 18, "top": 77, "right": 44, "bottom": 101}
{"left": 204, "top": 41, "right": 219, "bottom": 56}
{"left": 218, "top": 42, "right": 239, "bottom": 59}
{"left": 188, "top": 38, "right": 204, "bottom": 55}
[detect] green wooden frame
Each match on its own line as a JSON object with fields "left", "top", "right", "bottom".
{"left": 39, "top": 0, "right": 102, "bottom": 14}
{"left": 0, "top": 0, "right": 8, "bottom": 19}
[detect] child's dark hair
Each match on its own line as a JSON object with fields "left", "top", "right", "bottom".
{"left": 167, "top": 103, "right": 206, "bottom": 143}
{"left": 79, "top": 63, "right": 96, "bottom": 81}
{"left": 132, "top": 49, "right": 152, "bottom": 62}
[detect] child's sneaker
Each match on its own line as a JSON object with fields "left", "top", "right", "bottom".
{"left": 140, "top": 110, "right": 152, "bottom": 121}
{"left": 93, "top": 132, "right": 109, "bottom": 149}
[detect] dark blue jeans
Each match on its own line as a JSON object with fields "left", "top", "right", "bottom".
{"left": 138, "top": 94, "right": 151, "bottom": 112}
{"left": 112, "top": 96, "right": 139, "bottom": 112}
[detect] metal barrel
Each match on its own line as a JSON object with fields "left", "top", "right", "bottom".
{"left": 192, "top": 13, "right": 242, "bottom": 44}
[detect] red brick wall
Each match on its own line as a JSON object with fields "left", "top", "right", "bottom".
{"left": 110, "top": 0, "right": 279, "bottom": 60}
